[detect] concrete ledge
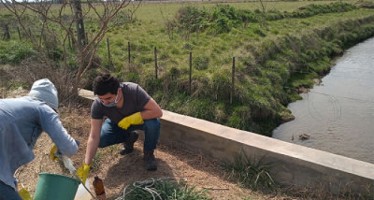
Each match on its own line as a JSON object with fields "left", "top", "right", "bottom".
{"left": 79, "top": 89, "right": 374, "bottom": 196}
{"left": 161, "top": 110, "right": 374, "bottom": 195}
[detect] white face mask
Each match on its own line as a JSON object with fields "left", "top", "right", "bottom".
{"left": 103, "top": 101, "right": 116, "bottom": 107}
{"left": 102, "top": 92, "right": 120, "bottom": 108}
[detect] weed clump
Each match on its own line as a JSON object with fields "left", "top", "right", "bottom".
{"left": 116, "top": 178, "right": 211, "bottom": 200}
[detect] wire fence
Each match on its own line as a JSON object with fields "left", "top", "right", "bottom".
{"left": 1, "top": 24, "right": 327, "bottom": 105}
{"left": 104, "top": 38, "right": 238, "bottom": 104}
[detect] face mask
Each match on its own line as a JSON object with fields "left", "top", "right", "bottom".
{"left": 102, "top": 93, "right": 120, "bottom": 108}
{"left": 103, "top": 101, "right": 116, "bottom": 108}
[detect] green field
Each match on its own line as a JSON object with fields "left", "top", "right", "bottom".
{"left": 1, "top": 0, "right": 374, "bottom": 135}
{"left": 132, "top": 0, "right": 340, "bottom": 22}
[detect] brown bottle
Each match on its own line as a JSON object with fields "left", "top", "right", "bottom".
{"left": 93, "top": 176, "right": 106, "bottom": 200}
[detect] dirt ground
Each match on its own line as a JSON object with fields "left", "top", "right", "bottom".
{"left": 8, "top": 89, "right": 284, "bottom": 200}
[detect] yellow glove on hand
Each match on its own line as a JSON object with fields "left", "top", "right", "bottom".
{"left": 18, "top": 187, "right": 32, "bottom": 200}
{"left": 76, "top": 163, "right": 90, "bottom": 184}
{"left": 118, "top": 112, "right": 144, "bottom": 130}
{"left": 49, "top": 145, "right": 58, "bottom": 161}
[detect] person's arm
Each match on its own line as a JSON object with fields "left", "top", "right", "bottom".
{"left": 84, "top": 118, "right": 103, "bottom": 165}
{"left": 40, "top": 108, "right": 78, "bottom": 156}
{"left": 139, "top": 98, "right": 163, "bottom": 120}
{"left": 117, "top": 96, "right": 162, "bottom": 130}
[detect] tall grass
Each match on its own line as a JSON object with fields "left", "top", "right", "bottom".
{"left": 2, "top": 1, "right": 374, "bottom": 135}
{"left": 223, "top": 152, "right": 276, "bottom": 193}
{"left": 0, "top": 40, "right": 35, "bottom": 64}
{"left": 116, "top": 178, "right": 211, "bottom": 200}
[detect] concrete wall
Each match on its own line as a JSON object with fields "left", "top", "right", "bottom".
{"left": 79, "top": 89, "right": 374, "bottom": 196}
{"left": 160, "top": 110, "right": 374, "bottom": 196}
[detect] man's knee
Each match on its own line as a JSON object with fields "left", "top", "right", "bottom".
{"left": 144, "top": 118, "right": 160, "bottom": 130}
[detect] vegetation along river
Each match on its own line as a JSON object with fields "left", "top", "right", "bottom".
{"left": 272, "top": 37, "right": 374, "bottom": 164}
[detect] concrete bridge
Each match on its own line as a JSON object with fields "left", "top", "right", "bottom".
{"left": 79, "top": 89, "right": 374, "bottom": 197}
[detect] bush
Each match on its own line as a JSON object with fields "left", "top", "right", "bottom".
{"left": 176, "top": 6, "right": 209, "bottom": 34}
{"left": 292, "top": 2, "right": 357, "bottom": 18}
{"left": 0, "top": 40, "right": 35, "bottom": 64}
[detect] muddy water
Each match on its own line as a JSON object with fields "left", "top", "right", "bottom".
{"left": 272, "top": 37, "right": 374, "bottom": 164}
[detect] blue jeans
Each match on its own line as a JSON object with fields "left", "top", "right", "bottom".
{"left": 0, "top": 181, "right": 21, "bottom": 200}
{"left": 99, "top": 118, "right": 160, "bottom": 152}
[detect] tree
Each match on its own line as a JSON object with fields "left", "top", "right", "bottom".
{"left": 0, "top": 0, "right": 140, "bottom": 101}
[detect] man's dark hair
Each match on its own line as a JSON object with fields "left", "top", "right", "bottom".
{"left": 93, "top": 74, "right": 120, "bottom": 95}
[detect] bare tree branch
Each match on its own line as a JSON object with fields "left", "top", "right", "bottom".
{"left": 1, "top": 0, "right": 135, "bottom": 97}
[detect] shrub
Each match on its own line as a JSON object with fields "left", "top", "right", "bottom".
{"left": 292, "top": 2, "right": 357, "bottom": 18}
{"left": 175, "top": 6, "right": 209, "bottom": 34}
{"left": 237, "top": 10, "right": 258, "bottom": 27}
{"left": 0, "top": 40, "right": 35, "bottom": 64}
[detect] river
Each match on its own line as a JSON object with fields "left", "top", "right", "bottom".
{"left": 272, "top": 37, "right": 374, "bottom": 164}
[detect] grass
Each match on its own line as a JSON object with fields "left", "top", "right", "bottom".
{"left": 223, "top": 152, "right": 276, "bottom": 193}
{"left": 130, "top": 0, "right": 342, "bottom": 24}
{"left": 111, "top": 4, "right": 373, "bottom": 80}
{"left": 222, "top": 151, "right": 374, "bottom": 199}
{"left": 1, "top": 1, "right": 374, "bottom": 136}
{"left": 0, "top": 40, "right": 35, "bottom": 64}
{"left": 117, "top": 178, "right": 211, "bottom": 200}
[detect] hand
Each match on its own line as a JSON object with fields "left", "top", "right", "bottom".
{"left": 50, "top": 140, "right": 78, "bottom": 161}
{"left": 49, "top": 145, "right": 59, "bottom": 161}
{"left": 18, "top": 187, "right": 32, "bottom": 200}
{"left": 118, "top": 112, "right": 144, "bottom": 130}
{"left": 76, "top": 163, "right": 90, "bottom": 184}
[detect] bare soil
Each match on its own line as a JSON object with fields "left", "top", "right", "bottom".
{"left": 8, "top": 89, "right": 285, "bottom": 200}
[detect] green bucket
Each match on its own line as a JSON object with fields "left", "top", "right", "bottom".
{"left": 33, "top": 173, "right": 80, "bottom": 200}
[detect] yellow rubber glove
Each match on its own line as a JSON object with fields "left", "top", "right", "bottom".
{"left": 49, "top": 145, "right": 58, "bottom": 161}
{"left": 18, "top": 187, "right": 32, "bottom": 200}
{"left": 76, "top": 163, "right": 90, "bottom": 184}
{"left": 118, "top": 112, "right": 144, "bottom": 130}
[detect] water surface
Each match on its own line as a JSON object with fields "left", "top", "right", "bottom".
{"left": 272, "top": 37, "right": 374, "bottom": 164}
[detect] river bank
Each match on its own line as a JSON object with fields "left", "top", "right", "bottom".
{"left": 273, "top": 37, "right": 374, "bottom": 164}
{"left": 1, "top": 1, "right": 374, "bottom": 136}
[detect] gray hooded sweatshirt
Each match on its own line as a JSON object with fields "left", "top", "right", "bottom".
{"left": 0, "top": 78, "right": 78, "bottom": 190}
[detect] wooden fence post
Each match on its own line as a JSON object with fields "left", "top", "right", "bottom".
{"left": 128, "top": 41, "right": 131, "bottom": 64}
{"left": 230, "top": 57, "right": 236, "bottom": 104}
{"left": 2, "top": 24, "right": 10, "bottom": 40}
{"left": 189, "top": 51, "right": 192, "bottom": 95}
{"left": 154, "top": 47, "right": 158, "bottom": 79}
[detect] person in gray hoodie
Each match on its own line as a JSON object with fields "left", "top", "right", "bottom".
{"left": 0, "top": 78, "right": 79, "bottom": 200}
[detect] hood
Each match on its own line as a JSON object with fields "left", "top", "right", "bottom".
{"left": 28, "top": 78, "right": 59, "bottom": 110}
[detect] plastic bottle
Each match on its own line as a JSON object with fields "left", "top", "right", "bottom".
{"left": 61, "top": 156, "right": 76, "bottom": 175}
{"left": 74, "top": 178, "right": 92, "bottom": 200}
{"left": 93, "top": 176, "right": 106, "bottom": 200}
